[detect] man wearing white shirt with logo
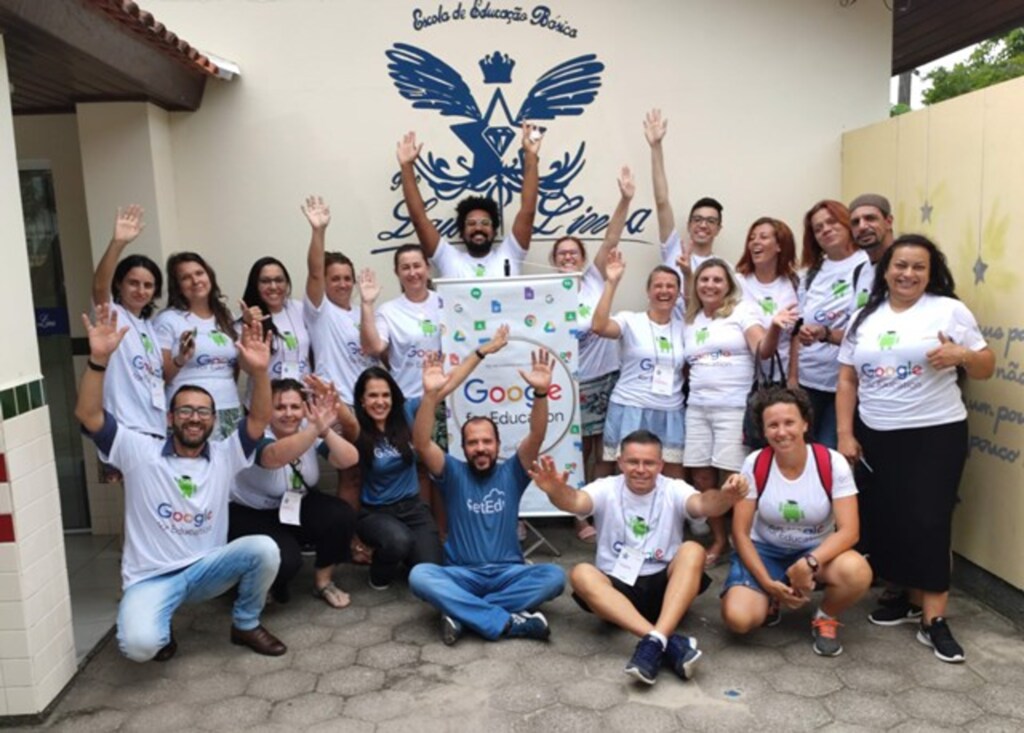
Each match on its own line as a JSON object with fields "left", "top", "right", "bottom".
{"left": 76, "top": 306, "right": 286, "bottom": 662}
{"left": 530, "top": 430, "right": 748, "bottom": 685}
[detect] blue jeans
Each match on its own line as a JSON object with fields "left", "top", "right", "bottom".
{"left": 117, "top": 535, "right": 280, "bottom": 662}
{"left": 802, "top": 386, "right": 837, "bottom": 449}
{"left": 409, "top": 563, "right": 566, "bottom": 640}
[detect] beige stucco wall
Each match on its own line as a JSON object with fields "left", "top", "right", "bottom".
{"left": 842, "top": 77, "right": 1024, "bottom": 590}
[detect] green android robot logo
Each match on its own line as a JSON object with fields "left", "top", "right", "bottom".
{"left": 140, "top": 333, "right": 155, "bottom": 354}
{"left": 209, "top": 331, "right": 229, "bottom": 347}
{"left": 832, "top": 279, "right": 850, "bottom": 297}
{"left": 657, "top": 336, "right": 671, "bottom": 353}
{"left": 290, "top": 470, "right": 303, "bottom": 491}
{"left": 578, "top": 304, "right": 592, "bottom": 318}
{"left": 475, "top": 264, "right": 486, "bottom": 277}
{"left": 175, "top": 475, "right": 197, "bottom": 499}
{"left": 856, "top": 289, "right": 870, "bottom": 308}
{"left": 629, "top": 515, "right": 650, "bottom": 538}
{"left": 760, "top": 296, "right": 777, "bottom": 316}
{"left": 421, "top": 319, "right": 438, "bottom": 337}
{"left": 779, "top": 500, "right": 804, "bottom": 523}
{"left": 281, "top": 331, "right": 299, "bottom": 350}
{"left": 696, "top": 327, "right": 709, "bottom": 346}
{"left": 878, "top": 330, "right": 899, "bottom": 350}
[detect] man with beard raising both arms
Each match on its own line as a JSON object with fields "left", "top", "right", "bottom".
{"left": 76, "top": 305, "right": 286, "bottom": 662}
{"left": 396, "top": 124, "right": 542, "bottom": 278}
{"left": 408, "top": 350, "right": 566, "bottom": 644}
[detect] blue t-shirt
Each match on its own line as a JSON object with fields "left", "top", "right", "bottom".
{"left": 436, "top": 453, "right": 529, "bottom": 566}
{"left": 360, "top": 397, "right": 420, "bottom": 506}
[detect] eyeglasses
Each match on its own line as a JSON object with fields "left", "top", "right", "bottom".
{"left": 465, "top": 218, "right": 492, "bottom": 228}
{"left": 689, "top": 215, "right": 721, "bottom": 227}
{"left": 555, "top": 249, "right": 581, "bottom": 258}
{"left": 259, "top": 277, "right": 287, "bottom": 286}
{"left": 173, "top": 406, "right": 215, "bottom": 419}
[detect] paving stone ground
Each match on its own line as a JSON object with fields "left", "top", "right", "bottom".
{"left": 17, "top": 525, "right": 1024, "bottom": 732}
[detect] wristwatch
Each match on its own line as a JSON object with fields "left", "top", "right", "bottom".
{"left": 804, "top": 554, "right": 820, "bottom": 573}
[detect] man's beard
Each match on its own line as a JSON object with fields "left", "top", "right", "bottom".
{"left": 173, "top": 421, "right": 213, "bottom": 449}
{"left": 465, "top": 240, "right": 494, "bottom": 257}
{"left": 467, "top": 453, "right": 497, "bottom": 477}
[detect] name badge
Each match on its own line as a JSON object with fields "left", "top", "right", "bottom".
{"left": 651, "top": 364, "right": 674, "bottom": 396}
{"left": 280, "top": 362, "right": 301, "bottom": 380}
{"left": 609, "top": 544, "right": 644, "bottom": 586}
{"left": 150, "top": 379, "right": 166, "bottom": 411}
{"left": 278, "top": 489, "right": 304, "bottom": 526}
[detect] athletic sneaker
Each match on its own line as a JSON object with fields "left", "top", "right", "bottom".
{"left": 868, "top": 600, "right": 922, "bottom": 626}
{"left": 811, "top": 617, "right": 843, "bottom": 657}
{"left": 441, "top": 614, "right": 462, "bottom": 646}
{"left": 665, "top": 634, "right": 702, "bottom": 681}
{"left": 878, "top": 586, "right": 908, "bottom": 609}
{"left": 624, "top": 634, "right": 664, "bottom": 685}
{"left": 917, "top": 617, "right": 966, "bottom": 663}
{"left": 504, "top": 611, "right": 550, "bottom": 640}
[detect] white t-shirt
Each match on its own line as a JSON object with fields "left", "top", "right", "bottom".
{"left": 102, "top": 302, "right": 166, "bottom": 436}
{"left": 240, "top": 300, "right": 311, "bottom": 407}
{"left": 609, "top": 311, "right": 686, "bottom": 410}
{"left": 741, "top": 274, "right": 798, "bottom": 379}
{"left": 583, "top": 474, "right": 698, "bottom": 577}
{"left": 304, "top": 295, "right": 379, "bottom": 404}
{"left": 577, "top": 264, "right": 620, "bottom": 381}
{"left": 431, "top": 233, "right": 527, "bottom": 279}
{"left": 684, "top": 301, "right": 762, "bottom": 409}
{"left": 796, "top": 251, "right": 871, "bottom": 392}
{"left": 741, "top": 446, "right": 857, "bottom": 551}
{"left": 154, "top": 309, "right": 240, "bottom": 410}
{"left": 376, "top": 292, "right": 443, "bottom": 398}
{"left": 838, "top": 294, "right": 987, "bottom": 430}
{"left": 231, "top": 432, "right": 324, "bottom": 510}
{"left": 97, "top": 421, "right": 255, "bottom": 588}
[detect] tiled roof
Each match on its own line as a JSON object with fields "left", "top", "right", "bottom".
{"left": 84, "top": 0, "right": 221, "bottom": 77}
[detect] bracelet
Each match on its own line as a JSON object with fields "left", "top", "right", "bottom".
{"left": 533, "top": 390, "right": 548, "bottom": 398}
{"left": 87, "top": 360, "right": 107, "bottom": 373}
{"left": 474, "top": 349, "right": 486, "bottom": 360}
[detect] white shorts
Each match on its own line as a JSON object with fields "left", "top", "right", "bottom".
{"left": 683, "top": 404, "right": 749, "bottom": 472}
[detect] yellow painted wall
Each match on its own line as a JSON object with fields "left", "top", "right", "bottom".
{"left": 842, "top": 77, "right": 1024, "bottom": 590}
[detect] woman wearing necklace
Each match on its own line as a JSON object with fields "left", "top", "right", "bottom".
{"left": 591, "top": 249, "right": 686, "bottom": 480}
{"left": 91, "top": 206, "right": 165, "bottom": 449}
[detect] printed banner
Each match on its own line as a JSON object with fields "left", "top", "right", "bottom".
{"left": 437, "top": 273, "right": 584, "bottom": 516}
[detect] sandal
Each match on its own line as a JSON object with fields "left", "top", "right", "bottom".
{"left": 313, "top": 582, "right": 351, "bottom": 609}
{"left": 575, "top": 522, "right": 597, "bottom": 543}
{"left": 704, "top": 546, "right": 731, "bottom": 569}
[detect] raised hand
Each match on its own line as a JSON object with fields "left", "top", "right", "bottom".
{"left": 82, "top": 303, "right": 128, "bottom": 361}
{"left": 396, "top": 131, "right": 423, "bottom": 166}
{"left": 112, "top": 205, "right": 145, "bottom": 245}
{"left": 528, "top": 456, "right": 569, "bottom": 496}
{"left": 926, "top": 331, "right": 966, "bottom": 370}
{"left": 676, "top": 241, "right": 693, "bottom": 277}
{"left": 519, "top": 349, "right": 554, "bottom": 392}
{"left": 643, "top": 108, "right": 668, "bottom": 147}
{"left": 720, "top": 474, "right": 750, "bottom": 505}
{"left": 301, "top": 195, "right": 331, "bottom": 231}
{"left": 480, "top": 324, "right": 511, "bottom": 356}
{"left": 306, "top": 388, "right": 338, "bottom": 435}
{"left": 238, "top": 299, "right": 270, "bottom": 327}
{"left": 421, "top": 351, "right": 450, "bottom": 395}
{"left": 605, "top": 248, "right": 626, "bottom": 284}
{"left": 521, "top": 122, "right": 543, "bottom": 156}
{"left": 357, "top": 268, "right": 381, "bottom": 305}
{"left": 771, "top": 304, "right": 800, "bottom": 331}
{"left": 617, "top": 166, "right": 636, "bottom": 200}
{"left": 236, "top": 319, "right": 271, "bottom": 375}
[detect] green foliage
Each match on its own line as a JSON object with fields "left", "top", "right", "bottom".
{"left": 889, "top": 103, "right": 911, "bottom": 117}
{"left": 923, "top": 28, "right": 1024, "bottom": 105}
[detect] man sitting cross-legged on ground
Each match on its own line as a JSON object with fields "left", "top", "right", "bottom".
{"left": 528, "top": 430, "right": 748, "bottom": 684}
{"left": 408, "top": 350, "right": 566, "bottom": 644}
{"left": 76, "top": 304, "right": 286, "bottom": 662}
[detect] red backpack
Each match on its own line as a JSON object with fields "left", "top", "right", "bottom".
{"left": 752, "top": 443, "right": 833, "bottom": 501}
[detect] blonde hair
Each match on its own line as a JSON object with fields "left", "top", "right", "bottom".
{"left": 684, "top": 258, "right": 744, "bottom": 324}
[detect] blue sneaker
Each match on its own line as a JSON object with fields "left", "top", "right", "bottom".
{"left": 441, "top": 614, "right": 462, "bottom": 646}
{"left": 665, "top": 634, "right": 702, "bottom": 681}
{"left": 505, "top": 611, "right": 550, "bottom": 640}
{"left": 625, "top": 634, "right": 665, "bottom": 685}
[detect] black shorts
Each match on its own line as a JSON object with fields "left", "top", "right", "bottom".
{"left": 573, "top": 568, "right": 713, "bottom": 624}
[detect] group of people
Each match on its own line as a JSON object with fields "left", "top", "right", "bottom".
{"left": 75, "top": 111, "right": 993, "bottom": 684}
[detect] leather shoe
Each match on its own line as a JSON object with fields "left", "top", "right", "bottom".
{"left": 230, "top": 625, "right": 287, "bottom": 656}
{"left": 154, "top": 633, "right": 177, "bottom": 662}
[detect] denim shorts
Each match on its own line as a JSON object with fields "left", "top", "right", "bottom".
{"left": 721, "top": 540, "right": 818, "bottom": 596}
{"left": 602, "top": 402, "right": 685, "bottom": 463}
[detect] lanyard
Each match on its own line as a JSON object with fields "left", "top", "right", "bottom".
{"left": 647, "top": 316, "right": 676, "bottom": 368}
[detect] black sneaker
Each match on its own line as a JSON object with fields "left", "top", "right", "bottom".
{"left": 664, "top": 634, "right": 702, "bottom": 681}
{"left": 441, "top": 614, "right": 462, "bottom": 646}
{"left": 154, "top": 632, "right": 177, "bottom": 662}
{"left": 878, "top": 586, "right": 908, "bottom": 609}
{"left": 868, "top": 601, "right": 922, "bottom": 626}
{"left": 917, "top": 617, "right": 965, "bottom": 663}
{"left": 624, "top": 634, "right": 664, "bottom": 685}
{"left": 504, "top": 611, "right": 550, "bottom": 640}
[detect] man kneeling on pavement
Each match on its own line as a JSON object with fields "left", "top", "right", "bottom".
{"left": 529, "top": 429, "right": 748, "bottom": 684}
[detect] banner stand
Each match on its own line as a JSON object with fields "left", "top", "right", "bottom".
{"left": 522, "top": 520, "right": 561, "bottom": 560}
